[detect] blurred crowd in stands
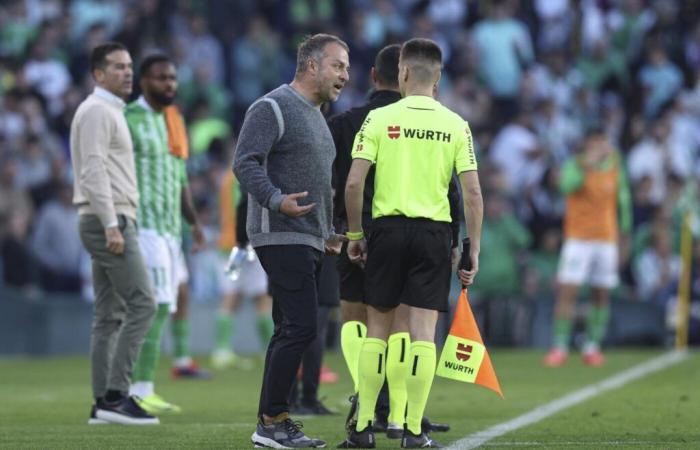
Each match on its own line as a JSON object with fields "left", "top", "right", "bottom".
{"left": 1, "top": 0, "right": 699, "bottom": 316}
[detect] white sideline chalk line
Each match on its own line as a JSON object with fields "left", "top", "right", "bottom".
{"left": 449, "top": 350, "right": 689, "bottom": 450}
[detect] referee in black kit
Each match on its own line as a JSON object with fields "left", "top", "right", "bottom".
{"left": 340, "top": 38, "right": 483, "bottom": 448}
{"left": 330, "top": 44, "right": 459, "bottom": 442}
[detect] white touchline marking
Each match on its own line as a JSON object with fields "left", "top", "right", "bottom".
{"left": 449, "top": 350, "right": 689, "bottom": 450}
{"left": 475, "top": 441, "right": 677, "bottom": 447}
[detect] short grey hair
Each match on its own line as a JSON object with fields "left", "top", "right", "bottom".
{"left": 295, "top": 33, "right": 349, "bottom": 75}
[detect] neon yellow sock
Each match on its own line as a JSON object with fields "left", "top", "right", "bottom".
{"left": 340, "top": 321, "right": 366, "bottom": 392}
{"left": 386, "top": 332, "right": 410, "bottom": 426}
{"left": 405, "top": 341, "right": 436, "bottom": 435}
{"left": 356, "top": 337, "right": 386, "bottom": 431}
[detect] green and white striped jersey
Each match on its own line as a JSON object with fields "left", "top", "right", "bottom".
{"left": 125, "top": 97, "right": 187, "bottom": 240}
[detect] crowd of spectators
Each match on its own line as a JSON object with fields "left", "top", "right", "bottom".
{"left": 1, "top": 0, "right": 699, "bottom": 322}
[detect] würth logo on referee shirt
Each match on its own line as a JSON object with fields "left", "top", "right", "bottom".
{"left": 387, "top": 126, "right": 400, "bottom": 139}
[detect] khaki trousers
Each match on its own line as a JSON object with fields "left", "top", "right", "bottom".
{"left": 79, "top": 214, "right": 156, "bottom": 399}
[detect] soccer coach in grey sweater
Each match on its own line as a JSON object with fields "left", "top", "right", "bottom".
{"left": 233, "top": 34, "right": 349, "bottom": 448}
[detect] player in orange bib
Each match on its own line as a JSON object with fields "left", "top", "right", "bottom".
{"left": 544, "top": 127, "right": 632, "bottom": 367}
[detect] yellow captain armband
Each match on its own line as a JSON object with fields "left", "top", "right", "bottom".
{"left": 346, "top": 231, "right": 365, "bottom": 241}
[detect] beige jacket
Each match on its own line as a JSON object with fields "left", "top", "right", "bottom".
{"left": 70, "top": 87, "right": 138, "bottom": 228}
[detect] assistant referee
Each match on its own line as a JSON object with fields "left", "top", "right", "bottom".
{"left": 341, "top": 38, "right": 483, "bottom": 449}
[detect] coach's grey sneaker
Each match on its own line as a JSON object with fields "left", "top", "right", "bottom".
{"left": 251, "top": 417, "right": 326, "bottom": 448}
{"left": 401, "top": 429, "right": 443, "bottom": 448}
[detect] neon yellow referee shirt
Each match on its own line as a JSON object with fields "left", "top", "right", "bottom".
{"left": 351, "top": 95, "right": 477, "bottom": 222}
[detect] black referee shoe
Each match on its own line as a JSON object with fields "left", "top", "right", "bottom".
{"left": 401, "top": 429, "right": 443, "bottom": 448}
{"left": 337, "top": 421, "right": 375, "bottom": 448}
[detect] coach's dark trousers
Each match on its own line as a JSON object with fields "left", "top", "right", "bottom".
{"left": 255, "top": 244, "right": 323, "bottom": 417}
{"left": 79, "top": 214, "right": 156, "bottom": 400}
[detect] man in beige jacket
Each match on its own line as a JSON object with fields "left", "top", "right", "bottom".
{"left": 70, "top": 42, "right": 158, "bottom": 425}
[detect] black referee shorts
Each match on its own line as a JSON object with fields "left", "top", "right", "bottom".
{"left": 365, "top": 216, "right": 452, "bottom": 312}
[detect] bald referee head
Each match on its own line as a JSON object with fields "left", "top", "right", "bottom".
{"left": 398, "top": 38, "right": 442, "bottom": 97}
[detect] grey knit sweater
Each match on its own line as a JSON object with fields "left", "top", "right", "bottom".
{"left": 233, "top": 84, "right": 335, "bottom": 252}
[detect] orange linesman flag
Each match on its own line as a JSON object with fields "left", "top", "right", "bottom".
{"left": 436, "top": 288, "right": 504, "bottom": 398}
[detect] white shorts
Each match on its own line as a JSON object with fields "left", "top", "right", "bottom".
{"left": 557, "top": 239, "right": 619, "bottom": 289}
{"left": 138, "top": 229, "right": 185, "bottom": 312}
{"left": 219, "top": 249, "right": 268, "bottom": 298}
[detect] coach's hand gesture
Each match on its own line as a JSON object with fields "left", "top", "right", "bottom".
{"left": 280, "top": 191, "right": 316, "bottom": 217}
{"left": 105, "top": 226, "right": 125, "bottom": 255}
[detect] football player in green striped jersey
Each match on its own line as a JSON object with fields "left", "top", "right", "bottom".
{"left": 125, "top": 53, "right": 205, "bottom": 415}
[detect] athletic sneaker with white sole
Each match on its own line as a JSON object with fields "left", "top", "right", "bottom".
{"left": 95, "top": 396, "right": 160, "bottom": 425}
{"left": 87, "top": 404, "right": 109, "bottom": 425}
{"left": 251, "top": 418, "right": 326, "bottom": 448}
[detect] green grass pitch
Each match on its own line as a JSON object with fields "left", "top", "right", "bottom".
{"left": 0, "top": 350, "right": 698, "bottom": 449}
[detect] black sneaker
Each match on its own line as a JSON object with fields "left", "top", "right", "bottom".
{"left": 337, "top": 421, "right": 375, "bottom": 448}
{"left": 401, "top": 429, "right": 443, "bottom": 448}
{"left": 344, "top": 394, "right": 358, "bottom": 432}
{"left": 95, "top": 396, "right": 160, "bottom": 425}
{"left": 291, "top": 400, "right": 338, "bottom": 416}
{"left": 421, "top": 416, "right": 450, "bottom": 433}
{"left": 251, "top": 418, "right": 326, "bottom": 448}
{"left": 87, "top": 404, "right": 109, "bottom": 425}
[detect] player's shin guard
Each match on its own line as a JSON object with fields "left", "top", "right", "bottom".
{"left": 386, "top": 332, "right": 410, "bottom": 426}
{"left": 132, "top": 304, "right": 170, "bottom": 382}
{"left": 405, "top": 341, "right": 436, "bottom": 435}
{"left": 356, "top": 337, "right": 387, "bottom": 430}
{"left": 341, "top": 321, "right": 367, "bottom": 392}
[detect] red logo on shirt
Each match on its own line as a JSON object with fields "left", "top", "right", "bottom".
{"left": 387, "top": 126, "right": 400, "bottom": 139}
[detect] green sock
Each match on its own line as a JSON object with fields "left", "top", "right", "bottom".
{"left": 386, "top": 332, "right": 410, "bottom": 426}
{"left": 356, "top": 337, "right": 387, "bottom": 431}
{"left": 340, "top": 321, "right": 367, "bottom": 392}
{"left": 553, "top": 317, "right": 573, "bottom": 351}
{"left": 132, "top": 304, "right": 170, "bottom": 382}
{"left": 171, "top": 318, "right": 190, "bottom": 359}
{"left": 585, "top": 305, "right": 610, "bottom": 349}
{"left": 405, "top": 341, "right": 436, "bottom": 435}
{"left": 256, "top": 315, "right": 274, "bottom": 344}
{"left": 215, "top": 313, "right": 233, "bottom": 351}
